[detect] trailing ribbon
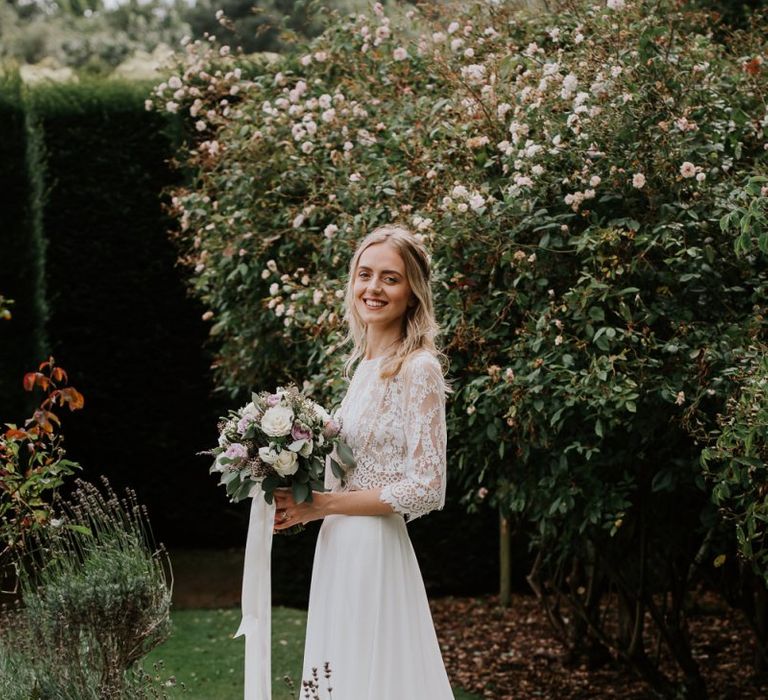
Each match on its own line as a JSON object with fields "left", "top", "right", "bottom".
{"left": 235, "top": 483, "right": 276, "bottom": 700}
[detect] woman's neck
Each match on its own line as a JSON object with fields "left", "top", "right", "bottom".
{"left": 364, "top": 327, "right": 403, "bottom": 360}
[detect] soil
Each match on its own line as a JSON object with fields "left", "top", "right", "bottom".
{"left": 430, "top": 593, "right": 768, "bottom": 700}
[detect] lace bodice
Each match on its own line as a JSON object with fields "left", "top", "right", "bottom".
{"left": 324, "top": 350, "right": 448, "bottom": 522}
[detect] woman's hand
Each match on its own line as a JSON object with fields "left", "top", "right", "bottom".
{"left": 273, "top": 488, "right": 328, "bottom": 531}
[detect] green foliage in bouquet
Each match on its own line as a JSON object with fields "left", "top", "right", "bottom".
{"left": 0, "top": 478, "right": 173, "bottom": 700}
{"left": 156, "top": 0, "right": 768, "bottom": 694}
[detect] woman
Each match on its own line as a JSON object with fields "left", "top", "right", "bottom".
{"left": 273, "top": 224, "right": 455, "bottom": 699}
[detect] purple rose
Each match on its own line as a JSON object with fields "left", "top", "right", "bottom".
{"left": 225, "top": 443, "right": 248, "bottom": 461}
{"left": 266, "top": 393, "right": 282, "bottom": 406}
{"left": 291, "top": 422, "right": 312, "bottom": 441}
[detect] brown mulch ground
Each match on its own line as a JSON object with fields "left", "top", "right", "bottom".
{"left": 430, "top": 593, "right": 768, "bottom": 700}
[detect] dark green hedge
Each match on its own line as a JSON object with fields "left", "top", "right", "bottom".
{"left": 0, "top": 73, "right": 47, "bottom": 423}
{"left": 25, "top": 80, "right": 229, "bottom": 545}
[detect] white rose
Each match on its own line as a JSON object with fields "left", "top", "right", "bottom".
{"left": 311, "top": 402, "right": 332, "bottom": 424}
{"left": 261, "top": 406, "right": 294, "bottom": 436}
{"left": 300, "top": 439, "right": 314, "bottom": 457}
{"left": 274, "top": 449, "right": 299, "bottom": 476}
{"left": 259, "top": 446, "right": 279, "bottom": 464}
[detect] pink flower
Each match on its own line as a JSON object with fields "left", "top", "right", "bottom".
{"left": 225, "top": 443, "right": 248, "bottom": 461}
{"left": 291, "top": 422, "right": 312, "bottom": 441}
{"left": 680, "top": 162, "right": 696, "bottom": 178}
{"left": 323, "top": 420, "right": 341, "bottom": 438}
{"left": 266, "top": 393, "right": 282, "bottom": 406}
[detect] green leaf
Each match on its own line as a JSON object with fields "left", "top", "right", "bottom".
{"left": 64, "top": 524, "right": 92, "bottom": 536}
{"left": 588, "top": 306, "right": 605, "bottom": 322}
{"left": 330, "top": 458, "right": 345, "bottom": 479}
{"left": 292, "top": 481, "right": 310, "bottom": 504}
{"left": 336, "top": 440, "right": 356, "bottom": 468}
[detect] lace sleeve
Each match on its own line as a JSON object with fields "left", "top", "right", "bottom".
{"left": 379, "top": 353, "right": 447, "bottom": 522}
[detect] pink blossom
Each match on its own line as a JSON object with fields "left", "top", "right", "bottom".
{"left": 291, "top": 422, "right": 312, "bottom": 441}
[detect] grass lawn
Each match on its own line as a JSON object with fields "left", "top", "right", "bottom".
{"left": 144, "top": 607, "right": 481, "bottom": 699}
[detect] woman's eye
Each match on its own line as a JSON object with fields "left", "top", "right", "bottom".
{"left": 385, "top": 277, "right": 398, "bottom": 284}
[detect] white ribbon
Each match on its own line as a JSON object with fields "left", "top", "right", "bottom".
{"left": 235, "top": 482, "right": 276, "bottom": 700}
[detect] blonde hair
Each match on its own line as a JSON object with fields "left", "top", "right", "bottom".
{"left": 342, "top": 224, "right": 449, "bottom": 389}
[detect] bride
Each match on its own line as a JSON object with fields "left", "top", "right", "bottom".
{"left": 273, "top": 224, "right": 455, "bottom": 699}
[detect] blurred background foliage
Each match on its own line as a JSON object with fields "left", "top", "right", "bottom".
{"left": 0, "top": 0, "right": 368, "bottom": 78}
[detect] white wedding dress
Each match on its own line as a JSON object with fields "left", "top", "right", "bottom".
{"left": 300, "top": 350, "right": 455, "bottom": 699}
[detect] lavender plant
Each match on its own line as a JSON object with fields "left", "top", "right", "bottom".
{"left": 0, "top": 478, "right": 173, "bottom": 699}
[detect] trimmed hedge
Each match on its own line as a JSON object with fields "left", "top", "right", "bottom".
{"left": 0, "top": 73, "right": 47, "bottom": 422}
{"left": 25, "top": 81, "right": 227, "bottom": 545}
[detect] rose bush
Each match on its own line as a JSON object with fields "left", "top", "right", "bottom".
{"left": 152, "top": 0, "right": 768, "bottom": 695}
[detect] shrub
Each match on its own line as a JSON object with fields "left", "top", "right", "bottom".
{"left": 0, "top": 357, "right": 83, "bottom": 578}
{"left": 154, "top": 0, "right": 768, "bottom": 695}
{"left": 0, "top": 478, "right": 173, "bottom": 700}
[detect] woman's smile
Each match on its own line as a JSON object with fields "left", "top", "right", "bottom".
{"left": 353, "top": 242, "right": 414, "bottom": 329}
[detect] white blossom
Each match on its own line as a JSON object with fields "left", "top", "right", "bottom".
{"left": 680, "top": 161, "right": 696, "bottom": 178}
{"left": 632, "top": 173, "right": 646, "bottom": 188}
{"left": 393, "top": 47, "right": 409, "bottom": 61}
{"left": 469, "top": 194, "right": 486, "bottom": 211}
{"left": 461, "top": 64, "right": 486, "bottom": 84}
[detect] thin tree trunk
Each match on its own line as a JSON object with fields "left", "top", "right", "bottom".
{"left": 500, "top": 510, "right": 511, "bottom": 607}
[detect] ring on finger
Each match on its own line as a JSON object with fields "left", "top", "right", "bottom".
{"left": 282, "top": 511, "right": 289, "bottom": 522}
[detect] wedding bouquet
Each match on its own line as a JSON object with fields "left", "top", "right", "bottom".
{"left": 205, "top": 385, "right": 355, "bottom": 513}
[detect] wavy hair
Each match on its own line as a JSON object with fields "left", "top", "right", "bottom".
{"left": 341, "top": 224, "right": 449, "bottom": 390}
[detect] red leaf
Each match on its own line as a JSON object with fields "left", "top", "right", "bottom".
{"left": 31, "top": 409, "right": 54, "bottom": 434}
{"left": 4, "top": 428, "right": 28, "bottom": 440}
{"left": 59, "top": 387, "right": 85, "bottom": 410}
{"left": 23, "top": 373, "right": 36, "bottom": 392}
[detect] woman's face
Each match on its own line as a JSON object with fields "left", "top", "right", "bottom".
{"left": 353, "top": 242, "right": 414, "bottom": 331}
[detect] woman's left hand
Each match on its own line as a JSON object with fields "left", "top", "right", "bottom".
{"left": 273, "top": 488, "right": 327, "bottom": 531}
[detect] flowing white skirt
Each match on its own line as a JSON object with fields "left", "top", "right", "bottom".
{"left": 300, "top": 513, "right": 455, "bottom": 700}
